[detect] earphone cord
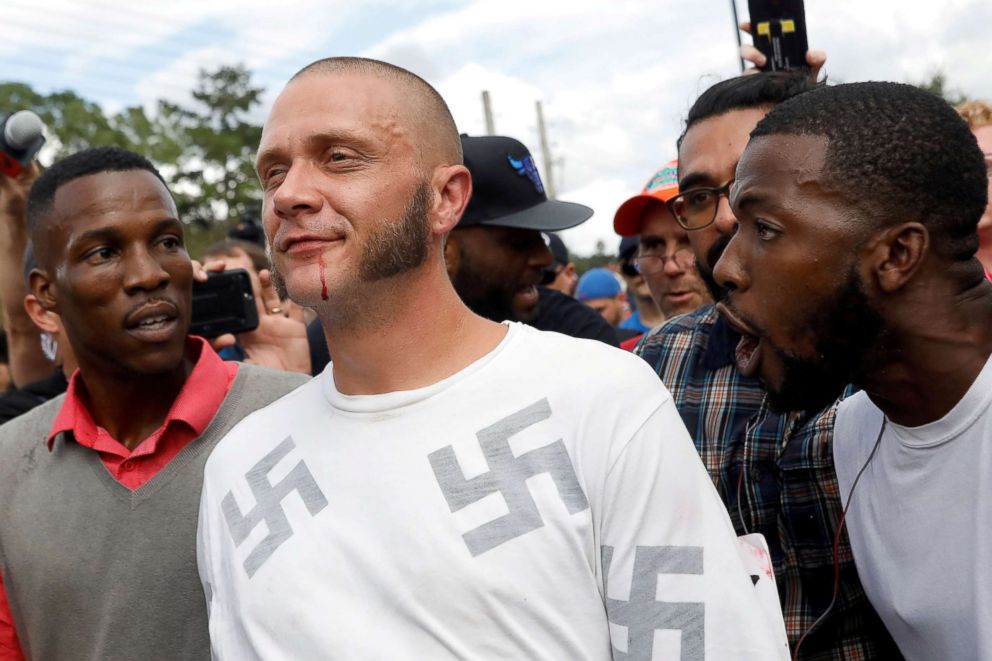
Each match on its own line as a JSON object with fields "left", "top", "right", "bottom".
{"left": 791, "top": 417, "right": 887, "bottom": 661}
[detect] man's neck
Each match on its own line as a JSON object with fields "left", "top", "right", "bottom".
{"left": 861, "top": 280, "right": 992, "bottom": 427}
{"left": 321, "top": 266, "right": 507, "bottom": 396}
{"left": 77, "top": 352, "right": 192, "bottom": 450}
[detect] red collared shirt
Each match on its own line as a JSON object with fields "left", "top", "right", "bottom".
{"left": 0, "top": 337, "right": 237, "bottom": 660}
{"left": 47, "top": 336, "right": 237, "bottom": 490}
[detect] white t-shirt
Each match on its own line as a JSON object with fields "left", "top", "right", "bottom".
{"left": 834, "top": 352, "right": 992, "bottom": 661}
{"left": 198, "top": 323, "right": 788, "bottom": 660}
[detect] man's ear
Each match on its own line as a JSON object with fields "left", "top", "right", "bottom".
{"left": 24, "top": 293, "right": 62, "bottom": 335}
{"left": 430, "top": 164, "right": 472, "bottom": 235}
{"left": 29, "top": 268, "right": 58, "bottom": 312}
{"left": 865, "top": 222, "right": 929, "bottom": 293}
{"left": 443, "top": 231, "right": 461, "bottom": 279}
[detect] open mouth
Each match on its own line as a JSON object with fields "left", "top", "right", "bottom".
{"left": 125, "top": 301, "right": 180, "bottom": 343}
{"left": 716, "top": 302, "right": 763, "bottom": 378}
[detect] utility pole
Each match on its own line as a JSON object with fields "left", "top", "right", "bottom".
{"left": 730, "top": 0, "right": 745, "bottom": 73}
{"left": 481, "top": 90, "right": 495, "bottom": 135}
{"left": 535, "top": 100, "right": 556, "bottom": 199}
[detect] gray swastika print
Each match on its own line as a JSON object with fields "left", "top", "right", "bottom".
{"left": 602, "top": 544, "right": 705, "bottom": 661}
{"left": 429, "top": 398, "right": 588, "bottom": 556}
{"left": 221, "top": 436, "right": 328, "bottom": 577}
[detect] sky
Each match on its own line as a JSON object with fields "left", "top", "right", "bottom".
{"left": 4, "top": 0, "right": 991, "bottom": 255}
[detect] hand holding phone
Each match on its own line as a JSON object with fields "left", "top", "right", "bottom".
{"left": 190, "top": 269, "right": 259, "bottom": 338}
{"left": 747, "top": 0, "right": 810, "bottom": 72}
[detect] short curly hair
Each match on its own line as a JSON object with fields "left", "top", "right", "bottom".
{"left": 751, "top": 82, "right": 988, "bottom": 261}
{"left": 27, "top": 146, "right": 168, "bottom": 236}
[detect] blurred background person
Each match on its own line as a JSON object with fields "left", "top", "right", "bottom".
{"left": 446, "top": 134, "right": 620, "bottom": 347}
{"left": 615, "top": 160, "right": 712, "bottom": 323}
{"left": 0, "top": 161, "right": 54, "bottom": 389}
{"left": 0, "top": 244, "right": 74, "bottom": 424}
{"left": 541, "top": 232, "right": 578, "bottom": 297}
{"left": 575, "top": 267, "right": 626, "bottom": 327}
{"left": 616, "top": 236, "right": 665, "bottom": 333}
{"left": 957, "top": 100, "right": 992, "bottom": 279}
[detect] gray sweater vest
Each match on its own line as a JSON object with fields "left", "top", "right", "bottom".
{"left": 0, "top": 364, "right": 308, "bottom": 661}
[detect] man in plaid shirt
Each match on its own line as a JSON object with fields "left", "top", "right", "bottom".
{"left": 636, "top": 73, "right": 900, "bottom": 660}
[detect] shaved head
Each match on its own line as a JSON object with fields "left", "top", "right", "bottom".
{"left": 291, "top": 57, "right": 462, "bottom": 169}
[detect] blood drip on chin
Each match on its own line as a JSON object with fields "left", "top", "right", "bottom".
{"left": 318, "top": 259, "right": 329, "bottom": 301}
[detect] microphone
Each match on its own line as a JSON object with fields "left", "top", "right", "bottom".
{"left": 0, "top": 110, "right": 46, "bottom": 177}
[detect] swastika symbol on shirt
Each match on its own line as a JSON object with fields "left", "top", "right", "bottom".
{"left": 221, "top": 436, "right": 328, "bottom": 578}
{"left": 602, "top": 544, "right": 705, "bottom": 661}
{"left": 428, "top": 398, "right": 588, "bottom": 556}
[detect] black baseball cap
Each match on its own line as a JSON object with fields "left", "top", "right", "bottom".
{"left": 544, "top": 232, "right": 570, "bottom": 266}
{"left": 459, "top": 135, "right": 593, "bottom": 231}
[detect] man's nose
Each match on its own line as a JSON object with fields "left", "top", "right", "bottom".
{"left": 712, "top": 234, "right": 747, "bottom": 293}
{"left": 271, "top": 162, "right": 323, "bottom": 218}
{"left": 123, "top": 247, "right": 170, "bottom": 293}
{"left": 713, "top": 195, "right": 738, "bottom": 236}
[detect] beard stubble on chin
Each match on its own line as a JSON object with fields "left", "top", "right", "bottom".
{"left": 277, "top": 181, "right": 434, "bottom": 328}
{"left": 765, "top": 266, "right": 885, "bottom": 413}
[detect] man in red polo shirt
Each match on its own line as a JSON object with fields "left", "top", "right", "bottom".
{"left": 0, "top": 146, "right": 307, "bottom": 661}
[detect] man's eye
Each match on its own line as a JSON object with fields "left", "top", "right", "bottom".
{"left": 755, "top": 220, "right": 777, "bottom": 240}
{"left": 161, "top": 236, "right": 182, "bottom": 250}
{"left": 87, "top": 247, "right": 115, "bottom": 263}
{"left": 263, "top": 168, "right": 286, "bottom": 187}
{"left": 687, "top": 190, "right": 713, "bottom": 207}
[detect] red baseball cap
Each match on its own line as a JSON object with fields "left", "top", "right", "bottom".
{"left": 613, "top": 159, "right": 679, "bottom": 237}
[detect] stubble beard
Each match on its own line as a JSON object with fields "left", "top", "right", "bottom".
{"left": 765, "top": 266, "right": 885, "bottom": 413}
{"left": 275, "top": 181, "right": 433, "bottom": 331}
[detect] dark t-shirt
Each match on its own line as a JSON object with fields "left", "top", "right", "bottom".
{"left": 0, "top": 368, "right": 68, "bottom": 426}
{"left": 530, "top": 287, "right": 619, "bottom": 347}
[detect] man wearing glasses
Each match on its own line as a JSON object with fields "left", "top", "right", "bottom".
{"left": 614, "top": 160, "right": 712, "bottom": 321}
{"left": 635, "top": 73, "right": 900, "bottom": 660}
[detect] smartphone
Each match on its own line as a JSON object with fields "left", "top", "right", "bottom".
{"left": 748, "top": 0, "right": 809, "bottom": 72}
{"left": 190, "top": 269, "right": 259, "bottom": 338}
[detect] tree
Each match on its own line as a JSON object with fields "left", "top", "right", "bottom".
{"left": 0, "top": 64, "right": 265, "bottom": 257}
{"left": 915, "top": 70, "right": 968, "bottom": 107}
{"left": 164, "top": 64, "right": 265, "bottom": 229}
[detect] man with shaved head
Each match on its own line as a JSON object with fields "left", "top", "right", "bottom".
{"left": 197, "top": 57, "right": 790, "bottom": 659}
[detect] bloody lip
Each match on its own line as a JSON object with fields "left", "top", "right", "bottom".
{"left": 716, "top": 302, "right": 763, "bottom": 378}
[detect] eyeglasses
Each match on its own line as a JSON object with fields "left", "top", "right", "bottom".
{"left": 633, "top": 248, "right": 695, "bottom": 275}
{"left": 667, "top": 180, "right": 734, "bottom": 231}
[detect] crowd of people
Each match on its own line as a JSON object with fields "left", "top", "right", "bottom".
{"left": 0, "top": 34, "right": 989, "bottom": 661}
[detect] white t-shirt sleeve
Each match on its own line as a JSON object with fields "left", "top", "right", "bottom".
{"left": 598, "top": 397, "right": 789, "bottom": 661}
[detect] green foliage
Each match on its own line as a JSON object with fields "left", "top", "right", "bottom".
{"left": 572, "top": 239, "right": 614, "bottom": 275}
{"left": 915, "top": 70, "right": 968, "bottom": 107}
{"left": 0, "top": 64, "right": 265, "bottom": 241}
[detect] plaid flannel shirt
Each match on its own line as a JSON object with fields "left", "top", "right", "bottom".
{"left": 636, "top": 305, "right": 901, "bottom": 661}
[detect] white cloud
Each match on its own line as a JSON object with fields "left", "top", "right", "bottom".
{"left": 6, "top": 0, "right": 992, "bottom": 255}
